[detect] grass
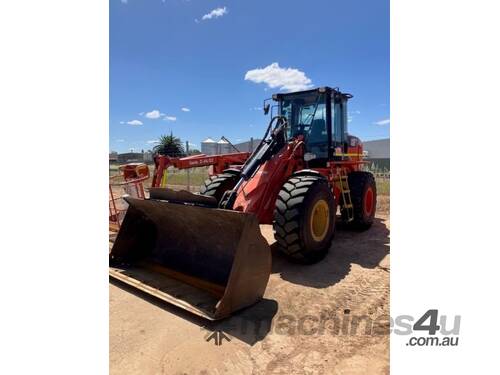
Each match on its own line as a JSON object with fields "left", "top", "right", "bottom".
{"left": 110, "top": 164, "right": 209, "bottom": 188}
{"left": 163, "top": 171, "right": 208, "bottom": 186}
{"left": 376, "top": 178, "right": 390, "bottom": 196}
{"left": 109, "top": 164, "right": 119, "bottom": 174}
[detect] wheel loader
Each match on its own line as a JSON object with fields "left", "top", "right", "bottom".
{"left": 110, "top": 87, "right": 377, "bottom": 320}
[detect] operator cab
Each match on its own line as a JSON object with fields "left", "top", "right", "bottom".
{"left": 270, "top": 87, "right": 354, "bottom": 167}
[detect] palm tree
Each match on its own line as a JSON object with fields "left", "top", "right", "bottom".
{"left": 153, "top": 132, "right": 185, "bottom": 156}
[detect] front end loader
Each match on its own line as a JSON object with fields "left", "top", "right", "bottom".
{"left": 110, "top": 87, "right": 377, "bottom": 319}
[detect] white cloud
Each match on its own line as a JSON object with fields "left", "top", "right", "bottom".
{"left": 181, "top": 107, "right": 191, "bottom": 112}
{"left": 347, "top": 110, "right": 360, "bottom": 123}
{"left": 116, "top": 139, "right": 125, "bottom": 142}
{"left": 127, "top": 120, "right": 143, "bottom": 126}
{"left": 119, "top": 121, "right": 125, "bottom": 124}
{"left": 120, "top": 0, "right": 128, "bottom": 4}
{"left": 201, "top": 7, "right": 227, "bottom": 21}
{"left": 244, "top": 62, "right": 313, "bottom": 92}
{"left": 188, "top": 142, "right": 197, "bottom": 148}
{"left": 147, "top": 140, "right": 160, "bottom": 144}
{"left": 164, "top": 116, "right": 177, "bottom": 121}
{"left": 145, "top": 109, "right": 162, "bottom": 119}
{"left": 374, "top": 118, "right": 390, "bottom": 126}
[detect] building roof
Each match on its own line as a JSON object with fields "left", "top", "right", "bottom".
{"left": 202, "top": 137, "right": 216, "bottom": 143}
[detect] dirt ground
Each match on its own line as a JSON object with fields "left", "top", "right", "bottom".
{"left": 109, "top": 196, "right": 390, "bottom": 375}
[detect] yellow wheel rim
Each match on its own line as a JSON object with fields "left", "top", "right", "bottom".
{"left": 310, "top": 199, "right": 330, "bottom": 242}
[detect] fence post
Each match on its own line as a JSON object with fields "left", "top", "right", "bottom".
{"left": 186, "top": 141, "right": 190, "bottom": 191}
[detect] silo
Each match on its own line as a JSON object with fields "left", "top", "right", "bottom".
{"left": 217, "top": 138, "right": 232, "bottom": 154}
{"left": 201, "top": 137, "right": 217, "bottom": 155}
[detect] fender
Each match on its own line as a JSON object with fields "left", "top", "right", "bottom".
{"left": 291, "top": 169, "right": 326, "bottom": 179}
{"left": 222, "top": 168, "right": 242, "bottom": 176}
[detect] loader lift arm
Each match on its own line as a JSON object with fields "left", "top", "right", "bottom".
{"left": 220, "top": 116, "right": 288, "bottom": 209}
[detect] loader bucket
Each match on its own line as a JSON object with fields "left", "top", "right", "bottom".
{"left": 109, "top": 194, "right": 271, "bottom": 320}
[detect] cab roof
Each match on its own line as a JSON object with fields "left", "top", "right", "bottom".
{"left": 272, "top": 87, "right": 352, "bottom": 101}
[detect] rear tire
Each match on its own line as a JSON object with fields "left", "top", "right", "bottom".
{"left": 345, "top": 171, "right": 377, "bottom": 230}
{"left": 273, "top": 175, "right": 336, "bottom": 264}
{"left": 200, "top": 173, "right": 238, "bottom": 203}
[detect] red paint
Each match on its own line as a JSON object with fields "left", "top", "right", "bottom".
{"left": 233, "top": 138, "right": 366, "bottom": 224}
{"left": 364, "top": 186, "right": 374, "bottom": 217}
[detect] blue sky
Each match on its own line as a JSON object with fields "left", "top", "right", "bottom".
{"left": 110, "top": 0, "right": 389, "bottom": 153}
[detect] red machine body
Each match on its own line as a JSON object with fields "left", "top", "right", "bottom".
{"left": 232, "top": 136, "right": 365, "bottom": 224}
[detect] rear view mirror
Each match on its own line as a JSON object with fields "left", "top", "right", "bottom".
{"left": 263, "top": 103, "right": 270, "bottom": 115}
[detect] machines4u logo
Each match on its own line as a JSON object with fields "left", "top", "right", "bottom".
{"left": 393, "top": 309, "right": 461, "bottom": 347}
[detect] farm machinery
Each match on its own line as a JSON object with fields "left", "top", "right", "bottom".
{"left": 151, "top": 150, "right": 250, "bottom": 188}
{"left": 109, "top": 163, "right": 150, "bottom": 231}
{"left": 110, "top": 87, "right": 376, "bottom": 320}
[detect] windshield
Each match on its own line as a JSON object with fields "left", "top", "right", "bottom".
{"left": 280, "top": 92, "right": 326, "bottom": 140}
{"left": 279, "top": 92, "right": 328, "bottom": 161}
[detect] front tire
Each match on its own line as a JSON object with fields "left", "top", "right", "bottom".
{"left": 273, "top": 175, "right": 336, "bottom": 264}
{"left": 199, "top": 172, "right": 238, "bottom": 203}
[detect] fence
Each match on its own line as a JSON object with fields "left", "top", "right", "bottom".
{"left": 109, "top": 163, "right": 389, "bottom": 196}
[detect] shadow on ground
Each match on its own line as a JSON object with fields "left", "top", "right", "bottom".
{"left": 271, "top": 217, "right": 390, "bottom": 288}
{"left": 110, "top": 277, "right": 278, "bottom": 346}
